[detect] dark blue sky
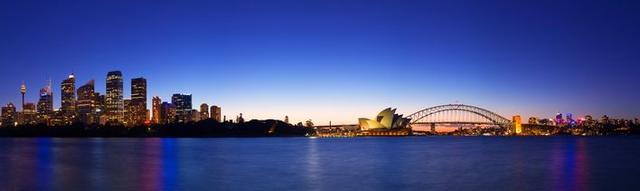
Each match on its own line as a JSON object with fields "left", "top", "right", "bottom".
{"left": 1, "top": 0, "right": 639, "bottom": 124}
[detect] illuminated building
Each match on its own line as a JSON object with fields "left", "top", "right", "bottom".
{"left": 210, "top": 105, "right": 221, "bottom": 122}
{"left": 528, "top": 117, "right": 538, "bottom": 125}
{"left": 152, "top": 96, "right": 161, "bottom": 124}
{"left": 200, "top": 103, "right": 209, "bottom": 120}
{"left": 160, "top": 102, "right": 176, "bottom": 124}
{"left": 37, "top": 81, "right": 54, "bottom": 124}
{"left": 60, "top": 73, "right": 76, "bottom": 121}
{"left": 19, "top": 103, "right": 37, "bottom": 125}
{"left": 555, "top": 113, "right": 563, "bottom": 125}
{"left": 171, "top": 94, "right": 192, "bottom": 123}
{"left": 124, "top": 99, "right": 132, "bottom": 126}
{"left": 1, "top": 103, "right": 17, "bottom": 127}
{"left": 77, "top": 80, "right": 97, "bottom": 124}
{"left": 106, "top": 71, "right": 124, "bottom": 123}
{"left": 358, "top": 108, "right": 409, "bottom": 130}
{"left": 131, "top": 78, "right": 147, "bottom": 126}
{"left": 566, "top": 113, "right": 576, "bottom": 126}
{"left": 191, "top": 109, "right": 201, "bottom": 122}
{"left": 513, "top": 115, "right": 522, "bottom": 134}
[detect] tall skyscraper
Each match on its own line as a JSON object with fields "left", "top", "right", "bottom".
{"left": 200, "top": 103, "right": 209, "bottom": 120}
{"left": 1, "top": 103, "right": 17, "bottom": 127}
{"left": 131, "top": 78, "right": 147, "bottom": 125}
{"left": 210, "top": 105, "right": 221, "bottom": 122}
{"left": 171, "top": 94, "right": 192, "bottom": 123}
{"left": 152, "top": 96, "right": 161, "bottom": 124}
{"left": 61, "top": 73, "right": 77, "bottom": 120}
{"left": 124, "top": 99, "right": 132, "bottom": 126}
{"left": 77, "top": 80, "right": 96, "bottom": 124}
{"left": 106, "top": 71, "right": 124, "bottom": 123}
{"left": 160, "top": 102, "right": 176, "bottom": 124}
{"left": 37, "top": 81, "right": 54, "bottom": 124}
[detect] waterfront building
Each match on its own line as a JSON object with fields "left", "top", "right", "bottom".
{"left": 566, "top": 113, "right": 575, "bottom": 126}
{"left": 171, "top": 94, "right": 192, "bottom": 123}
{"left": 528, "top": 117, "right": 538, "bottom": 125}
{"left": 1, "top": 103, "right": 17, "bottom": 127}
{"left": 555, "top": 113, "right": 563, "bottom": 125}
{"left": 19, "top": 103, "right": 37, "bottom": 125}
{"left": 60, "top": 73, "right": 76, "bottom": 121}
{"left": 210, "top": 105, "right": 221, "bottom": 122}
{"left": 106, "top": 71, "right": 124, "bottom": 123}
{"left": 37, "top": 82, "right": 54, "bottom": 124}
{"left": 513, "top": 115, "right": 522, "bottom": 134}
{"left": 601, "top": 115, "right": 610, "bottom": 124}
{"left": 123, "top": 99, "right": 132, "bottom": 126}
{"left": 358, "top": 108, "right": 410, "bottom": 130}
{"left": 284, "top": 116, "right": 289, "bottom": 124}
{"left": 200, "top": 103, "right": 209, "bottom": 120}
{"left": 77, "top": 80, "right": 96, "bottom": 124}
{"left": 160, "top": 102, "right": 176, "bottom": 124}
{"left": 152, "top": 96, "right": 161, "bottom": 124}
{"left": 191, "top": 109, "right": 201, "bottom": 122}
{"left": 129, "top": 78, "right": 147, "bottom": 126}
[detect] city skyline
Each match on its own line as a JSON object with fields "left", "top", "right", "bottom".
{"left": 1, "top": 0, "right": 640, "bottom": 125}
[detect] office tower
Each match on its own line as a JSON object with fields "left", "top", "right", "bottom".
{"left": 513, "top": 115, "right": 522, "bottom": 134}
{"left": 124, "top": 99, "right": 132, "bottom": 126}
{"left": 37, "top": 81, "right": 54, "bottom": 124}
{"left": 200, "top": 103, "right": 209, "bottom": 120}
{"left": 528, "top": 117, "right": 538, "bottom": 125}
{"left": 77, "top": 80, "right": 96, "bottom": 124}
{"left": 210, "top": 105, "right": 221, "bottom": 122}
{"left": 160, "top": 102, "right": 176, "bottom": 124}
{"left": 131, "top": 78, "right": 147, "bottom": 125}
{"left": 61, "top": 73, "right": 76, "bottom": 120}
{"left": 284, "top": 116, "right": 289, "bottom": 124}
{"left": 152, "top": 96, "right": 161, "bottom": 124}
{"left": 555, "top": 113, "right": 563, "bottom": 125}
{"left": 236, "top": 113, "right": 244, "bottom": 123}
{"left": 20, "top": 82, "right": 26, "bottom": 110}
{"left": 191, "top": 109, "right": 201, "bottom": 122}
{"left": 1, "top": 103, "right": 17, "bottom": 127}
{"left": 20, "top": 103, "right": 36, "bottom": 125}
{"left": 171, "top": 94, "right": 192, "bottom": 123}
{"left": 106, "top": 71, "right": 124, "bottom": 123}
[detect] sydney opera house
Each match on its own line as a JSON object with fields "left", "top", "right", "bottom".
{"left": 358, "top": 108, "right": 411, "bottom": 136}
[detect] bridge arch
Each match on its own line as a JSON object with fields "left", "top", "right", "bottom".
{"left": 407, "top": 104, "right": 511, "bottom": 128}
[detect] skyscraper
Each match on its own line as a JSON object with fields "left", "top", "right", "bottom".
{"left": 37, "top": 81, "right": 54, "bottom": 124}
{"left": 124, "top": 99, "right": 132, "bottom": 126}
{"left": 210, "top": 105, "right": 221, "bottom": 122}
{"left": 20, "top": 103, "right": 36, "bottom": 125}
{"left": 200, "top": 103, "right": 209, "bottom": 120}
{"left": 106, "top": 71, "right": 124, "bottom": 123}
{"left": 160, "top": 102, "right": 176, "bottom": 124}
{"left": 152, "top": 96, "right": 161, "bottom": 124}
{"left": 131, "top": 78, "right": 147, "bottom": 126}
{"left": 77, "top": 80, "right": 96, "bottom": 124}
{"left": 61, "top": 73, "right": 77, "bottom": 120}
{"left": 171, "top": 94, "right": 192, "bottom": 123}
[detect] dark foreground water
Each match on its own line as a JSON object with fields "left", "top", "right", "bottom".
{"left": 0, "top": 137, "right": 639, "bottom": 191}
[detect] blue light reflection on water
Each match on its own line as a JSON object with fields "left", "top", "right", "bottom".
{"left": 0, "top": 137, "right": 639, "bottom": 191}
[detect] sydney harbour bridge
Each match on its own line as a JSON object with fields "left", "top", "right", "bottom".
{"left": 406, "top": 104, "right": 512, "bottom": 130}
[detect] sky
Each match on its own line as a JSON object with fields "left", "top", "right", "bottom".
{"left": 1, "top": 0, "right": 639, "bottom": 125}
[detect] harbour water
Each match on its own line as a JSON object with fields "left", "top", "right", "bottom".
{"left": 0, "top": 137, "right": 639, "bottom": 190}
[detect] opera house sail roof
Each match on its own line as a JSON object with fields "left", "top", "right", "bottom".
{"left": 359, "top": 108, "right": 409, "bottom": 130}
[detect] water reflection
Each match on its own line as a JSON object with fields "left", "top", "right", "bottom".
{"left": 0, "top": 137, "right": 638, "bottom": 190}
